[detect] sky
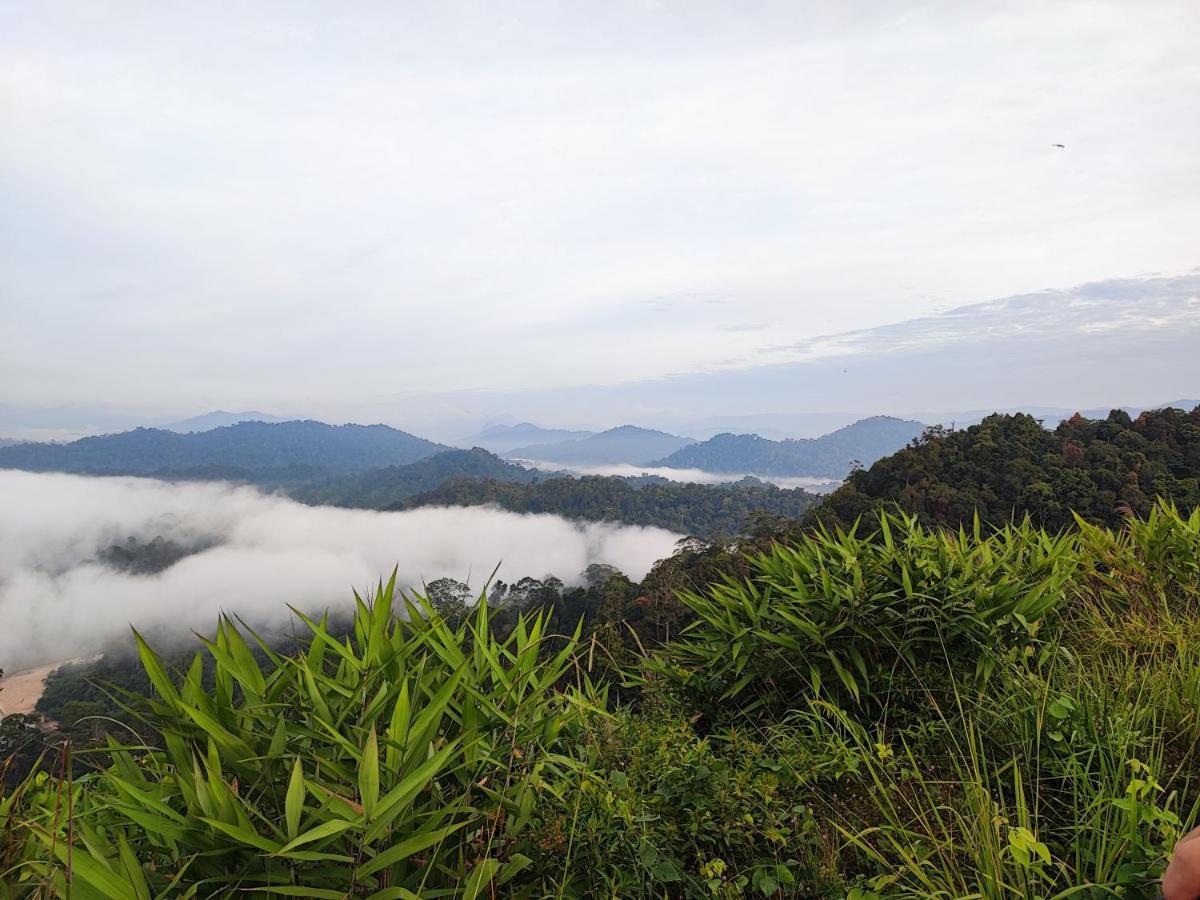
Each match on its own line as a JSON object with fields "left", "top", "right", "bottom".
{"left": 1, "top": 1, "right": 1197, "bottom": 437}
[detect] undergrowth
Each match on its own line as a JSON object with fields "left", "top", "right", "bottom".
{"left": 3, "top": 504, "right": 1199, "bottom": 897}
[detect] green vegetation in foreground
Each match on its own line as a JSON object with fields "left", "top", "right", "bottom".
{"left": 3, "top": 504, "right": 1200, "bottom": 897}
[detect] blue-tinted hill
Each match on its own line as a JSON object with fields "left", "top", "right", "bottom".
{"left": 0, "top": 420, "right": 448, "bottom": 482}
{"left": 653, "top": 416, "right": 926, "bottom": 478}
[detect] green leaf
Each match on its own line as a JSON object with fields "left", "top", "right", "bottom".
{"left": 285, "top": 757, "right": 305, "bottom": 841}
{"left": 463, "top": 858, "right": 501, "bottom": 900}
{"left": 132, "top": 629, "right": 179, "bottom": 707}
{"left": 357, "top": 821, "right": 467, "bottom": 876}
{"left": 199, "top": 818, "right": 283, "bottom": 853}
{"left": 275, "top": 818, "right": 358, "bottom": 855}
{"left": 117, "top": 834, "right": 151, "bottom": 900}
{"left": 32, "top": 827, "right": 136, "bottom": 900}
{"left": 359, "top": 726, "right": 380, "bottom": 820}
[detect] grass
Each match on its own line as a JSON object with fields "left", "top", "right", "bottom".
{"left": 3, "top": 503, "right": 1199, "bottom": 897}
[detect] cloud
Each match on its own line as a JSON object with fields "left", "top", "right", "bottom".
{"left": 0, "top": 471, "right": 681, "bottom": 669}
{"left": 2, "top": 2, "right": 1198, "bottom": 411}
{"left": 514, "top": 458, "right": 841, "bottom": 491}
{"left": 768, "top": 271, "right": 1200, "bottom": 363}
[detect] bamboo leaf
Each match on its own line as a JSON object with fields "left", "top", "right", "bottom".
{"left": 357, "top": 820, "right": 468, "bottom": 876}
{"left": 275, "top": 818, "right": 358, "bottom": 855}
{"left": 285, "top": 757, "right": 305, "bottom": 841}
{"left": 359, "top": 726, "right": 380, "bottom": 820}
{"left": 32, "top": 826, "right": 136, "bottom": 900}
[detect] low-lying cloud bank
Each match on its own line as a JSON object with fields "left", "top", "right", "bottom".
{"left": 0, "top": 471, "right": 681, "bottom": 670}
{"left": 513, "top": 459, "right": 842, "bottom": 493}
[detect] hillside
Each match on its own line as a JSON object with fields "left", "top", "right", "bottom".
{"left": 462, "top": 422, "right": 594, "bottom": 453}
{"left": 812, "top": 405, "right": 1200, "bottom": 530}
{"left": 504, "top": 424, "right": 695, "bottom": 465}
{"left": 0, "top": 420, "right": 447, "bottom": 482}
{"left": 398, "top": 473, "right": 820, "bottom": 538}
{"left": 163, "top": 410, "right": 288, "bottom": 432}
{"left": 297, "top": 447, "right": 546, "bottom": 507}
{"left": 653, "top": 415, "right": 925, "bottom": 478}
{"left": 7, "top": 506, "right": 1199, "bottom": 895}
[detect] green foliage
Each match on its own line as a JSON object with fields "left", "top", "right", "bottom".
{"left": 655, "top": 512, "right": 1077, "bottom": 715}
{"left": 399, "top": 474, "right": 821, "bottom": 540}
{"left": 6, "top": 501, "right": 1200, "bottom": 897}
{"left": 3, "top": 576, "right": 596, "bottom": 897}
{"left": 537, "top": 706, "right": 847, "bottom": 897}
{"left": 296, "top": 447, "right": 544, "bottom": 507}
{"left": 815, "top": 406, "right": 1200, "bottom": 531}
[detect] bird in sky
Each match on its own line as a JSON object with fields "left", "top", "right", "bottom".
{"left": 1052, "top": 143, "right": 1066, "bottom": 149}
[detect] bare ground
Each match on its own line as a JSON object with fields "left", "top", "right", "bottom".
{"left": 1, "top": 657, "right": 99, "bottom": 718}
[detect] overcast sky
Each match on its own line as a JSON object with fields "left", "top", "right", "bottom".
{"left": 1, "top": 1, "right": 1197, "bottom": 435}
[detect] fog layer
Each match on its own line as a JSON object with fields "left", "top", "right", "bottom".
{"left": 513, "top": 459, "right": 842, "bottom": 493}
{"left": 0, "top": 471, "right": 681, "bottom": 669}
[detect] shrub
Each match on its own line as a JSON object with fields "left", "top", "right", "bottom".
{"left": 2, "top": 576, "right": 597, "bottom": 897}
{"left": 654, "top": 512, "right": 1078, "bottom": 718}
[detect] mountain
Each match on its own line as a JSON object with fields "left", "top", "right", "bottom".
{"left": 672, "top": 412, "right": 865, "bottom": 440}
{"left": 298, "top": 448, "right": 546, "bottom": 507}
{"left": 503, "top": 425, "right": 696, "bottom": 466}
{"left": 460, "top": 422, "right": 595, "bottom": 454}
{"left": 653, "top": 416, "right": 926, "bottom": 479}
{"left": 812, "top": 405, "right": 1200, "bottom": 531}
{"left": 0, "top": 437, "right": 23, "bottom": 448}
{"left": 0, "top": 420, "right": 447, "bottom": 482}
{"left": 164, "top": 410, "right": 288, "bottom": 432}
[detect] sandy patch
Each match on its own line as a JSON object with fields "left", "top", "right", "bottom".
{"left": 0, "top": 657, "right": 99, "bottom": 718}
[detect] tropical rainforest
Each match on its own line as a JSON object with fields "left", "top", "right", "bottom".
{"left": 3, "top": 405, "right": 1200, "bottom": 897}
{"left": 814, "top": 405, "right": 1200, "bottom": 531}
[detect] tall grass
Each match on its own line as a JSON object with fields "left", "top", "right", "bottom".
{"left": 3, "top": 504, "right": 1199, "bottom": 897}
{"left": 2, "top": 574, "right": 598, "bottom": 897}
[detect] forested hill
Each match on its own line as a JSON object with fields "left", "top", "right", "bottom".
{"left": 297, "top": 447, "right": 546, "bottom": 507}
{"left": 811, "top": 405, "right": 1200, "bottom": 531}
{"left": 397, "top": 474, "right": 821, "bottom": 538}
{"left": 463, "top": 422, "right": 594, "bottom": 454}
{"left": 653, "top": 415, "right": 925, "bottom": 478}
{"left": 0, "top": 420, "right": 447, "bottom": 480}
{"left": 503, "top": 425, "right": 695, "bottom": 465}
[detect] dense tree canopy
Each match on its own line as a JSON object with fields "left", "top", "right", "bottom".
{"left": 398, "top": 474, "right": 822, "bottom": 539}
{"left": 297, "top": 447, "right": 544, "bottom": 506}
{"left": 812, "top": 405, "right": 1200, "bottom": 530}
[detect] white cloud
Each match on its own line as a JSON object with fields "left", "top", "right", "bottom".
{"left": 515, "top": 458, "right": 841, "bottom": 491}
{"left": 0, "top": 471, "right": 681, "bottom": 669}
{"left": 1, "top": 1, "right": 1198, "bottom": 413}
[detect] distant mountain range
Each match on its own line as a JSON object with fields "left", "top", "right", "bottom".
{"left": 0, "top": 420, "right": 447, "bottom": 481}
{"left": 671, "top": 412, "right": 866, "bottom": 441}
{"left": 502, "top": 425, "right": 696, "bottom": 466}
{"left": 653, "top": 416, "right": 926, "bottom": 478}
{"left": 164, "top": 410, "right": 289, "bottom": 432}
{"left": 460, "top": 422, "right": 595, "bottom": 454}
